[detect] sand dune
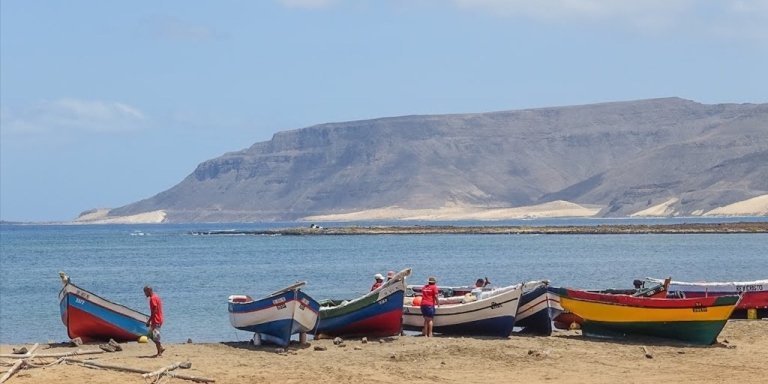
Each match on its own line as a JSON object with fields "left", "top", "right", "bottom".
{"left": 74, "top": 209, "right": 166, "bottom": 224}
{"left": 303, "top": 200, "right": 601, "bottom": 222}
{"left": 705, "top": 194, "right": 768, "bottom": 216}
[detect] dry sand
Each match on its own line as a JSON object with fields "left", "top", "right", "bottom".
{"left": 2, "top": 320, "right": 765, "bottom": 384}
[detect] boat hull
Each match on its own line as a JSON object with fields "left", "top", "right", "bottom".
{"left": 402, "top": 284, "right": 522, "bottom": 337}
{"left": 553, "top": 287, "right": 739, "bottom": 345}
{"left": 646, "top": 278, "right": 768, "bottom": 319}
{"left": 315, "top": 269, "right": 410, "bottom": 338}
{"left": 58, "top": 283, "right": 149, "bottom": 343}
{"left": 515, "top": 282, "right": 561, "bottom": 336}
{"left": 229, "top": 289, "right": 320, "bottom": 347}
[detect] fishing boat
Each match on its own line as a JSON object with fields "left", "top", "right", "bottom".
{"left": 409, "top": 280, "right": 559, "bottom": 335}
{"left": 402, "top": 283, "right": 523, "bottom": 337}
{"left": 228, "top": 281, "right": 320, "bottom": 347}
{"left": 645, "top": 277, "right": 768, "bottom": 319}
{"left": 514, "top": 280, "right": 562, "bottom": 336}
{"left": 551, "top": 286, "right": 740, "bottom": 345}
{"left": 313, "top": 268, "right": 411, "bottom": 338}
{"left": 58, "top": 272, "right": 149, "bottom": 342}
{"left": 551, "top": 279, "right": 668, "bottom": 329}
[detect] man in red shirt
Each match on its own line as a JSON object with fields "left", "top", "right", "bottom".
{"left": 420, "top": 276, "right": 439, "bottom": 337}
{"left": 143, "top": 285, "right": 165, "bottom": 357}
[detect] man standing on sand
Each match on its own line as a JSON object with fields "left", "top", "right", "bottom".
{"left": 143, "top": 285, "right": 165, "bottom": 357}
{"left": 420, "top": 276, "right": 439, "bottom": 337}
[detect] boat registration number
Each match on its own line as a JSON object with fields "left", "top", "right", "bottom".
{"left": 737, "top": 284, "right": 763, "bottom": 292}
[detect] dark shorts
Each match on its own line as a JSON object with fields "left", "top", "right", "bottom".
{"left": 421, "top": 305, "right": 435, "bottom": 318}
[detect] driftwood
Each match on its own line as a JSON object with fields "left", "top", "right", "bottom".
{"left": 0, "top": 349, "right": 104, "bottom": 359}
{"left": 642, "top": 346, "right": 653, "bottom": 359}
{"left": 64, "top": 359, "right": 214, "bottom": 383}
{"left": 0, "top": 359, "right": 26, "bottom": 383}
{"left": 142, "top": 361, "right": 191, "bottom": 378}
{"left": 0, "top": 344, "right": 40, "bottom": 383}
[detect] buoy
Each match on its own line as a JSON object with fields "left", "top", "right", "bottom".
{"left": 412, "top": 296, "right": 422, "bottom": 306}
{"left": 138, "top": 335, "right": 148, "bottom": 343}
{"left": 747, "top": 308, "right": 758, "bottom": 320}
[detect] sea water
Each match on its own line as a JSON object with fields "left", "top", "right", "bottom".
{"left": 1, "top": 218, "right": 766, "bottom": 344}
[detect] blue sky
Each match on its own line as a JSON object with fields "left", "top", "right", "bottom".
{"left": 2, "top": 0, "right": 767, "bottom": 222}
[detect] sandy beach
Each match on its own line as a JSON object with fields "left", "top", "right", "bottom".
{"left": 2, "top": 320, "right": 765, "bottom": 383}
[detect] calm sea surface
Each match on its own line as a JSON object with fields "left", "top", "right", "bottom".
{"left": 1, "top": 218, "right": 766, "bottom": 344}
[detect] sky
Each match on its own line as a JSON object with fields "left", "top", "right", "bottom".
{"left": 1, "top": 0, "right": 767, "bottom": 222}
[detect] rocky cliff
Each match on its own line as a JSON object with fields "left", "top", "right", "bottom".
{"left": 105, "top": 97, "right": 768, "bottom": 222}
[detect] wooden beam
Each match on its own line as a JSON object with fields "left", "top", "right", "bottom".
{"left": 1, "top": 349, "right": 104, "bottom": 359}
{"left": 64, "top": 359, "right": 214, "bottom": 383}
{"left": 141, "top": 361, "right": 191, "bottom": 378}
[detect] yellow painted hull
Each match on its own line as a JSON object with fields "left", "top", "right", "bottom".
{"left": 560, "top": 296, "right": 733, "bottom": 323}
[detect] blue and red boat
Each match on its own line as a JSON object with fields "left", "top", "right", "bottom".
{"left": 58, "top": 272, "right": 149, "bottom": 342}
{"left": 313, "top": 268, "right": 411, "bottom": 338}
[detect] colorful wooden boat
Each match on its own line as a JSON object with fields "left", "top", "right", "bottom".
{"left": 402, "top": 283, "right": 523, "bottom": 337}
{"left": 410, "top": 280, "right": 560, "bottom": 335}
{"left": 228, "top": 281, "right": 320, "bottom": 347}
{"left": 58, "top": 272, "right": 149, "bottom": 342}
{"left": 645, "top": 277, "right": 768, "bottom": 319}
{"left": 313, "top": 268, "right": 411, "bottom": 338}
{"left": 514, "top": 280, "right": 562, "bottom": 336}
{"left": 551, "top": 287, "right": 740, "bottom": 345}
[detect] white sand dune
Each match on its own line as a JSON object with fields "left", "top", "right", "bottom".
{"left": 303, "top": 200, "right": 601, "bottom": 222}
{"left": 630, "top": 197, "right": 680, "bottom": 217}
{"left": 704, "top": 194, "right": 768, "bottom": 216}
{"left": 74, "top": 209, "right": 166, "bottom": 224}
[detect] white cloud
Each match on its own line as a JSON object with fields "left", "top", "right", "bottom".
{"left": 0, "top": 98, "right": 147, "bottom": 138}
{"left": 452, "top": 0, "right": 768, "bottom": 40}
{"left": 277, "top": 0, "right": 339, "bottom": 9}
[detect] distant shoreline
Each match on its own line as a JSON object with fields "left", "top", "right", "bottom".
{"left": 191, "top": 221, "right": 768, "bottom": 236}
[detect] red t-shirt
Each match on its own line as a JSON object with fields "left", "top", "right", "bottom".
{"left": 420, "top": 284, "right": 438, "bottom": 306}
{"left": 371, "top": 282, "right": 383, "bottom": 291}
{"left": 149, "top": 293, "right": 164, "bottom": 326}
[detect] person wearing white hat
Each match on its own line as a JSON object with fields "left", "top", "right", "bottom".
{"left": 370, "top": 273, "right": 385, "bottom": 291}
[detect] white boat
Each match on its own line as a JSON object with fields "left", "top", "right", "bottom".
{"left": 402, "top": 283, "right": 523, "bottom": 337}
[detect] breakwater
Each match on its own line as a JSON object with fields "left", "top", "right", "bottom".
{"left": 191, "top": 221, "right": 768, "bottom": 236}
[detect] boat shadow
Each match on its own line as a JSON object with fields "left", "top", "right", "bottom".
{"left": 553, "top": 332, "right": 732, "bottom": 349}
{"left": 220, "top": 340, "right": 314, "bottom": 352}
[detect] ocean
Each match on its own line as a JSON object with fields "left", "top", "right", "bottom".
{"left": 1, "top": 218, "right": 766, "bottom": 344}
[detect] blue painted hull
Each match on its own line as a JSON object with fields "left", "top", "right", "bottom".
{"left": 514, "top": 284, "right": 556, "bottom": 335}
{"left": 229, "top": 289, "right": 320, "bottom": 347}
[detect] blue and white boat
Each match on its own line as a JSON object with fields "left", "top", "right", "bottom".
{"left": 514, "top": 280, "right": 562, "bottom": 336}
{"left": 402, "top": 283, "right": 523, "bottom": 337}
{"left": 228, "top": 281, "right": 320, "bottom": 347}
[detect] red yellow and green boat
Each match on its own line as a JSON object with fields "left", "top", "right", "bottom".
{"left": 550, "top": 287, "right": 741, "bottom": 345}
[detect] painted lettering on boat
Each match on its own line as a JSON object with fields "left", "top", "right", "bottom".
{"left": 737, "top": 284, "right": 764, "bottom": 292}
{"left": 692, "top": 302, "right": 708, "bottom": 313}
{"left": 75, "top": 289, "right": 91, "bottom": 300}
{"left": 490, "top": 302, "right": 502, "bottom": 309}
{"left": 273, "top": 297, "right": 287, "bottom": 310}
{"left": 75, "top": 297, "right": 86, "bottom": 305}
{"left": 377, "top": 298, "right": 388, "bottom": 305}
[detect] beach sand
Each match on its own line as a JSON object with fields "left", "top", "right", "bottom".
{"left": 2, "top": 320, "right": 765, "bottom": 383}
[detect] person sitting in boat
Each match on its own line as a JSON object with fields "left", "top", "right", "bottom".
{"left": 471, "top": 277, "right": 491, "bottom": 300}
{"left": 371, "top": 273, "right": 385, "bottom": 291}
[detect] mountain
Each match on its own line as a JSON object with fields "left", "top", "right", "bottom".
{"left": 100, "top": 97, "right": 768, "bottom": 223}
